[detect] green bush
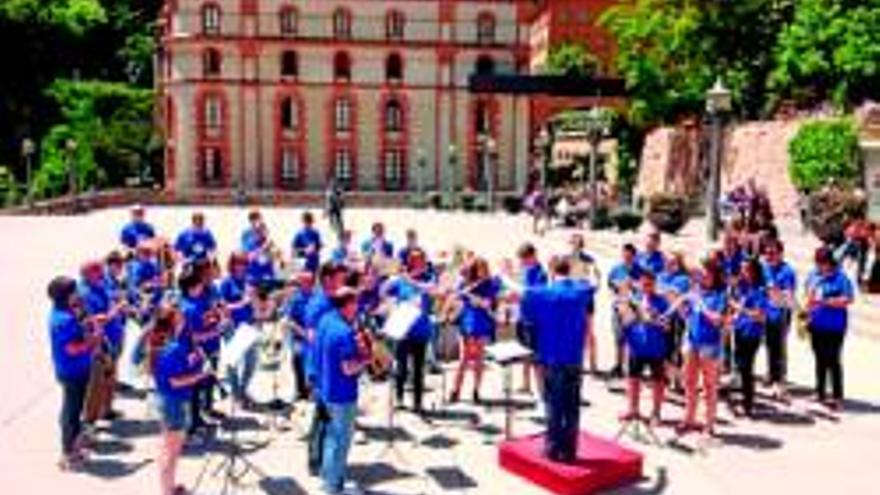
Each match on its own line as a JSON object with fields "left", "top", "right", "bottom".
{"left": 647, "top": 193, "right": 690, "bottom": 234}
{"left": 808, "top": 189, "right": 867, "bottom": 244}
{"left": 789, "top": 119, "right": 859, "bottom": 192}
{"left": 612, "top": 208, "right": 644, "bottom": 232}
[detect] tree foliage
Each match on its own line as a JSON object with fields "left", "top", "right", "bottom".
{"left": 543, "top": 42, "right": 600, "bottom": 77}
{"left": 788, "top": 119, "right": 860, "bottom": 192}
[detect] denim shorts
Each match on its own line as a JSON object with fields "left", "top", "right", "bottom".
{"left": 157, "top": 395, "right": 191, "bottom": 432}
{"left": 685, "top": 343, "right": 723, "bottom": 361}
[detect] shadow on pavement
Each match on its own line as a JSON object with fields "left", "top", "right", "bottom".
{"left": 425, "top": 465, "right": 478, "bottom": 490}
{"left": 82, "top": 458, "right": 152, "bottom": 479}
{"left": 606, "top": 467, "right": 669, "bottom": 494}
{"left": 106, "top": 418, "right": 161, "bottom": 439}
{"left": 420, "top": 433, "right": 459, "bottom": 449}
{"left": 349, "top": 461, "right": 414, "bottom": 487}
{"left": 258, "top": 476, "right": 309, "bottom": 495}
{"left": 714, "top": 431, "right": 783, "bottom": 451}
{"left": 358, "top": 424, "right": 413, "bottom": 443}
{"left": 91, "top": 438, "right": 135, "bottom": 456}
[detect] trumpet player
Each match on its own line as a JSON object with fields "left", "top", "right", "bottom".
{"left": 174, "top": 211, "right": 217, "bottom": 263}
{"left": 281, "top": 270, "right": 317, "bottom": 403}
{"left": 219, "top": 252, "right": 258, "bottom": 406}
{"left": 731, "top": 259, "right": 770, "bottom": 418}
{"left": 607, "top": 244, "right": 642, "bottom": 378}
{"left": 120, "top": 204, "right": 156, "bottom": 251}
{"left": 761, "top": 239, "right": 797, "bottom": 400}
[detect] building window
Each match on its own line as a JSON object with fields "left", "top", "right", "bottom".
{"left": 280, "top": 147, "right": 300, "bottom": 188}
{"left": 477, "top": 12, "right": 495, "bottom": 45}
{"left": 383, "top": 148, "right": 405, "bottom": 190}
{"left": 333, "top": 8, "right": 352, "bottom": 40}
{"left": 201, "top": 147, "right": 224, "bottom": 186}
{"left": 384, "top": 99, "right": 403, "bottom": 133}
{"left": 334, "top": 148, "right": 353, "bottom": 186}
{"left": 204, "top": 95, "right": 222, "bottom": 134}
{"left": 475, "top": 55, "right": 495, "bottom": 76}
{"left": 203, "top": 48, "right": 222, "bottom": 77}
{"left": 280, "top": 97, "right": 298, "bottom": 133}
{"left": 202, "top": 4, "right": 221, "bottom": 35}
{"left": 281, "top": 50, "right": 298, "bottom": 78}
{"left": 386, "top": 10, "right": 405, "bottom": 40}
{"left": 385, "top": 53, "right": 403, "bottom": 82}
{"left": 334, "top": 51, "right": 352, "bottom": 82}
{"left": 279, "top": 6, "right": 297, "bottom": 36}
{"left": 334, "top": 97, "right": 352, "bottom": 134}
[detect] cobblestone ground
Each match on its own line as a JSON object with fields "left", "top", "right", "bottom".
{"left": 1, "top": 207, "right": 878, "bottom": 495}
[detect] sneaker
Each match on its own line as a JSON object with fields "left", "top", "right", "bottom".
{"left": 58, "top": 452, "right": 87, "bottom": 472}
{"left": 341, "top": 481, "right": 365, "bottom": 495}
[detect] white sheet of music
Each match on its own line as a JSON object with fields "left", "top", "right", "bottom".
{"left": 380, "top": 301, "right": 422, "bottom": 341}
{"left": 221, "top": 324, "right": 262, "bottom": 369}
{"left": 118, "top": 320, "right": 148, "bottom": 388}
{"left": 486, "top": 340, "right": 532, "bottom": 365}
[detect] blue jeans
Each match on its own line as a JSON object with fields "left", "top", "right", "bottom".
{"left": 60, "top": 377, "right": 89, "bottom": 455}
{"left": 321, "top": 402, "right": 357, "bottom": 493}
{"left": 542, "top": 364, "right": 582, "bottom": 462}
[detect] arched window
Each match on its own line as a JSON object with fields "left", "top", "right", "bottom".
{"left": 201, "top": 147, "right": 224, "bottom": 186}
{"left": 385, "top": 53, "right": 403, "bottom": 82}
{"left": 477, "top": 12, "right": 495, "bottom": 45}
{"left": 386, "top": 10, "right": 405, "bottom": 40}
{"left": 334, "top": 52, "right": 352, "bottom": 82}
{"left": 280, "top": 97, "right": 298, "bottom": 132}
{"left": 281, "top": 50, "right": 298, "bottom": 77}
{"left": 334, "top": 148, "right": 353, "bottom": 186}
{"left": 279, "top": 6, "right": 297, "bottom": 36}
{"left": 203, "top": 95, "right": 223, "bottom": 134}
{"left": 203, "top": 48, "right": 222, "bottom": 77}
{"left": 383, "top": 148, "right": 405, "bottom": 191}
{"left": 334, "top": 97, "right": 352, "bottom": 133}
{"left": 280, "top": 147, "right": 300, "bottom": 187}
{"left": 384, "top": 99, "right": 403, "bottom": 133}
{"left": 333, "top": 8, "right": 352, "bottom": 39}
{"left": 475, "top": 55, "right": 495, "bottom": 76}
{"left": 202, "top": 4, "right": 221, "bottom": 35}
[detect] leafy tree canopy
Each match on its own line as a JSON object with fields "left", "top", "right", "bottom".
{"left": 543, "top": 42, "right": 600, "bottom": 77}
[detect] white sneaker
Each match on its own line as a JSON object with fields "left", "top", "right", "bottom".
{"left": 341, "top": 480, "right": 365, "bottom": 495}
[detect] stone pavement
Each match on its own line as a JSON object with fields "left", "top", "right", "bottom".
{"left": 1, "top": 207, "right": 878, "bottom": 495}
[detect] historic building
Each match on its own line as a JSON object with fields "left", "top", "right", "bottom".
{"left": 157, "top": 0, "right": 616, "bottom": 194}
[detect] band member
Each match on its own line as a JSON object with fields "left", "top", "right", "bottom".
{"left": 281, "top": 271, "right": 316, "bottom": 402}
{"left": 636, "top": 231, "right": 665, "bottom": 275}
{"left": 120, "top": 205, "right": 156, "bottom": 251}
{"left": 450, "top": 257, "right": 500, "bottom": 404}
{"left": 240, "top": 209, "right": 264, "bottom": 253}
{"left": 104, "top": 251, "right": 128, "bottom": 299}
{"left": 48, "top": 276, "right": 99, "bottom": 470}
{"left": 520, "top": 257, "right": 595, "bottom": 463}
{"left": 246, "top": 222, "right": 280, "bottom": 291}
{"left": 657, "top": 251, "right": 691, "bottom": 388}
{"left": 619, "top": 271, "right": 670, "bottom": 424}
{"left": 382, "top": 248, "right": 435, "bottom": 414}
{"left": 292, "top": 211, "right": 323, "bottom": 273}
{"left": 149, "top": 304, "right": 210, "bottom": 495}
{"left": 397, "top": 229, "right": 424, "bottom": 268}
{"left": 315, "top": 287, "right": 366, "bottom": 495}
{"left": 219, "top": 252, "right": 258, "bottom": 405}
{"left": 679, "top": 259, "right": 728, "bottom": 435}
{"left": 607, "top": 244, "right": 642, "bottom": 377}
{"left": 174, "top": 211, "right": 217, "bottom": 263}
{"left": 127, "top": 241, "right": 164, "bottom": 324}
{"left": 805, "top": 247, "right": 855, "bottom": 410}
{"left": 361, "top": 222, "right": 394, "bottom": 260}
{"left": 762, "top": 239, "right": 797, "bottom": 399}
{"left": 567, "top": 234, "right": 600, "bottom": 374}
{"left": 720, "top": 232, "right": 746, "bottom": 281}
{"left": 514, "top": 243, "right": 548, "bottom": 394}
{"left": 732, "top": 259, "right": 769, "bottom": 417}
{"left": 330, "top": 230, "right": 357, "bottom": 266}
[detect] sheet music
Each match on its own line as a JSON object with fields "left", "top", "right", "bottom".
{"left": 220, "top": 324, "right": 262, "bottom": 368}
{"left": 118, "top": 320, "right": 148, "bottom": 388}
{"left": 380, "top": 302, "right": 422, "bottom": 341}
{"left": 486, "top": 340, "right": 532, "bottom": 365}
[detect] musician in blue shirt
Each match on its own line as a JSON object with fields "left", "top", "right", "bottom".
{"left": 521, "top": 258, "right": 595, "bottom": 463}
{"left": 330, "top": 230, "right": 356, "bottom": 266}
{"left": 292, "top": 211, "right": 323, "bottom": 273}
{"left": 361, "top": 222, "right": 394, "bottom": 260}
{"left": 119, "top": 205, "right": 156, "bottom": 250}
{"left": 515, "top": 242, "right": 548, "bottom": 394}
{"left": 383, "top": 248, "right": 435, "bottom": 413}
{"left": 619, "top": 271, "right": 670, "bottom": 424}
{"left": 450, "top": 257, "right": 500, "bottom": 404}
{"left": 720, "top": 233, "right": 746, "bottom": 280}
{"left": 567, "top": 233, "right": 601, "bottom": 373}
{"left": 48, "top": 276, "right": 99, "bottom": 470}
{"left": 636, "top": 231, "right": 665, "bottom": 275}
{"left": 657, "top": 251, "right": 691, "bottom": 386}
{"left": 805, "top": 247, "right": 854, "bottom": 410}
{"left": 732, "top": 259, "right": 770, "bottom": 417}
{"left": 240, "top": 210, "right": 264, "bottom": 253}
{"left": 174, "top": 211, "right": 217, "bottom": 262}
{"left": 281, "top": 271, "right": 316, "bottom": 402}
{"left": 761, "top": 238, "right": 797, "bottom": 399}
{"left": 607, "top": 243, "right": 642, "bottom": 377}
{"left": 219, "top": 252, "right": 259, "bottom": 405}
{"left": 127, "top": 242, "right": 163, "bottom": 324}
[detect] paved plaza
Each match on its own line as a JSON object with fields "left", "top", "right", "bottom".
{"left": 1, "top": 207, "right": 878, "bottom": 494}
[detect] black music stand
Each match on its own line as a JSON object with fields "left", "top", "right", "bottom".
{"left": 485, "top": 340, "right": 533, "bottom": 440}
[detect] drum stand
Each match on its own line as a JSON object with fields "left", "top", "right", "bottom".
{"left": 372, "top": 378, "right": 410, "bottom": 466}
{"left": 615, "top": 415, "right": 663, "bottom": 446}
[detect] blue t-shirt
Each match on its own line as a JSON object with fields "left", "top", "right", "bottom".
{"left": 361, "top": 237, "right": 394, "bottom": 259}
{"left": 733, "top": 283, "right": 769, "bottom": 340}
{"left": 241, "top": 227, "right": 262, "bottom": 253}
{"left": 330, "top": 245, "right": 351, "bottom": 264}
{"left": 246, "top": 249, "right": 276, "bottom": 285}
{"left": 622, "top": 293, "right": 670, "bottom": 359}
{"left": 304, "top": 289, "right": 335, "bottom": 385}
{"left": 636, "top": 250, "right": 665, "bottom": 276}
{"left": 49, "top": 307, "right": 92, "bottom": 382}
{"left": 721, "top": 249, "right": 746, "bottom": 279}
{"left": 316, "top": 311, "right": 360, "bottom": 404}
{"left": 154, "top": 338, "right": 200, "bottom": 401}
{"left": 658, "top": 270, "right": 691, "bottom": 297}
{"left": 78, "top": 279, "right": 124, "bottom": 351}
{"left": 685, "top": 290, "right": 728, "bottom": 348}
{"left": 181, "top": 293, "right": 221, "bottom": 355}
{"left": 219, "top": 275, "right": 254, "bottom": 327}
{"left": 283, "top": 288, "right": 313, "bottom": 339}
{"left": 292, "top": 227, "right": 322, "bottom": 272}
{"left": 608, "top": 262, "right": 641, "bottom": 292}
{"left": 458, "top": 277, "right": 502, "bottom": 339}
{"left": 174, "top": 227, "right": 217, "bottom": 261}
{"left": 806, "top": 269, "right": 854, "bottom": 334}
{"left": 521, "top": 279, "right": 595, "bottom": 366}
{"left": 763, "top": 261, "right": 797, "bottom": 323}
{"left": 384, "top": 274, "right": 434, "bottom": 342}
{"left": 120, "top": 220, "right": 155, "bottom": 249}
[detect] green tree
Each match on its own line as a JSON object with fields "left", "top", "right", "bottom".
{"left": 788, "top": 119, "right": 860, "bottom": 192}
{"left": 543, "top": 42, "right": 600, "bottom": 77}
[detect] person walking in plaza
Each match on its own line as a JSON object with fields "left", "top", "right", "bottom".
{"left": 805, "top": 247, "right": 855, "bottom": 411}
{"left": 521, "top": 257, "right": 595, "bottom": 463}
{"left": 48, "top": 276, "right": 99, "bottom": 471}
{"left": 731, "top": 259, "right": 769, "bottom": 418}
{"left": 762, "top": 239, "right": 797, "bottom": 400}
{"left": 325, "top": 178, "right": 345, "bottom": 243}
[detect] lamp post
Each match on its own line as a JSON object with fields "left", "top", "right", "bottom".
{"left": 705, "top": 78, "right": 732, "bottom": 242}
{"left": 486, "top": 136, "right": 497, "bottom": 210}
{"left": 535, "top": 123, "right": 555, "bottom": 194}
{"left": 448, "top": 142, "right": 459, "bottom": 207}
{"left": 416, "top": 147, "right": 427, "bottom": 204}
{"left": 583, "top": 107, "right": 609, "bottom": 229}
{"left": 21, "top": 138, "right": 35, "bottom": 208}
{"left": 65, "top": 138, "right": 78, "bottom": 210}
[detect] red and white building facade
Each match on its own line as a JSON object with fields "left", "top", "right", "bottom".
{"left": 157, "top": 0, "right": 614, "bottom": 193}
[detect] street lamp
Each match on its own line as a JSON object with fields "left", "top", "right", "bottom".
{"left": 416, "top": 147, "right": 427, "bottom": 204}
{"left": 448, "top": 142, "right": 459, "bottom": 207}
{"left": 583, "top": 106, "right": 609, "bottom": 229}
{"left": 65, "top": 138, "right": 78, "bottom": 210}
{"left": 21, "top": 138, "right": 35, "bottom": 208}
{"left": 705, "top": 78, "right": 732, "bottom": 241}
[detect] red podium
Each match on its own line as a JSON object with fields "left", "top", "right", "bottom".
{"left": 498, "top": 432, "right": 643, "bottom": 495}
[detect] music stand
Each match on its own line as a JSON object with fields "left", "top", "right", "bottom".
{"left": 485, "top": 340, "right": 532, "bottom": 440}
{"left": 615, "top": 414, "right": 663, "bottom": 446}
